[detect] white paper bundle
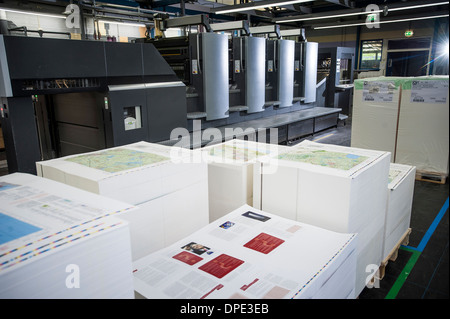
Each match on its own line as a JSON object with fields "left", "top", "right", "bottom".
{"left": 133, "top": 204, "right": 357, "bottom": 299}
{"left": 0, "top": 173, "right": 135, "bottom": 299}
{"left": 383, "top": 163, "right": 415, "bottom": 261}
{"left": 351, "top": 77, "right": 403, "bottom": 157}
{"left": 36, "top": 141, "right": 209, "bottom": 261}
{"left": 395, "top": 76, "right": 449, "bottom": 175}
{"left": 253, "top": 140, "right": 390, "bottom": 296}
{"left": 201, "top": 139, "right": 290, "bottom": 222}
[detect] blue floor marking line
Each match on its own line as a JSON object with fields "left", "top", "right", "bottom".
{"left": 421, "top": 241, "right": 449, "bottom": 299}
{"left": 403, "top": 197, "right": 449, "bottom": 253}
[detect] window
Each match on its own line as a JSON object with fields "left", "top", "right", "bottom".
{"left": 359, "top": 40, "right": 383, "bottom": 70}
{"left": 387, "top": 38, "right": 431, "bottom": 50}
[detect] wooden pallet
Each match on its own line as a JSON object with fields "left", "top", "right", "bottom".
{"left": 376, "top": 228, "right": 412, "bottom": 281}
{"left": 416, "top": 170, "right": 447, "bottom": 184}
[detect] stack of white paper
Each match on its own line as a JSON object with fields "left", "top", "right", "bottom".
{"left": 253, "top": 140, "right": 390, "bottom": 296}
{"left": 383, "top": 163, "right": 415, "bottom": 261}
{"left": 395, "top": 76, "right": 449, "bottom": 175}
{"left": 201, "top": 139, "right": 290, "bottom": 222}
{"left": 351, "top": 77, "right": 403, "bottom": 157}
{"left": 36, "top": 141, "right": 209, "bottom": 261}
{"left": 133, "top": 205, "right": 357, "bottom": 299}
{"left": 0, "top": 173, "right": 135, "bottom": 299}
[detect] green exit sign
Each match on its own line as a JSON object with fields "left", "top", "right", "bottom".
{"left": 405, "top": 30, "right": 414, "bottom": 37}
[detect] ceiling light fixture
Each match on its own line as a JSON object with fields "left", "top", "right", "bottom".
{"left": 212, "top": 0, "right": 314, "bottom": 15}
{"left": 388, "top": 2, "right": 449, "bottom": 12}
{"left": 98, "top": 20, "right": 147, "bottom": 27}
{"left": 0, "top": 8, "right": 66, "bottom": 19}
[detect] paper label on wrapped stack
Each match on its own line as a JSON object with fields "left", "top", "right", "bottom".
{"left": 133, "top": 205, "right": 357, "bottom": 299}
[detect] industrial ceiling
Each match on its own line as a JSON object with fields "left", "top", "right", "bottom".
{"left": 0, "top": 0, "right": 448, "bottom": 30}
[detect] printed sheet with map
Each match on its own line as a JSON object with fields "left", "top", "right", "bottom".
{"left": 207, "top": 144, "right": 270, "bottom": 162}
{"left": 388, "top": 169, "right": 403, "bottom": 184}
{"left": 65, "top": 148, "right": 170, "bottom": 173}
{"left": 278, "top": 149, "right": 369, "bottom": 171}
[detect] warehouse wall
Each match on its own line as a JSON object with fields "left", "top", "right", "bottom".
{"left": 305, "top": 19, "right": 445, "bottom": 78}
{"left": 0, "top": 9, "right": 145, "bottom": 41}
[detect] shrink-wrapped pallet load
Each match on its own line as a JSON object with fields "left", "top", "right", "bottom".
{"left": 383, "top": 163, "right": 415, "bottom": 261}
{"left": 36, "top": 141, "right": 209, "bottom": 261}
{"left": 0, "top": 173, "right": 135, "bottom": 299}
{"left": 351, "top": 75, "right": 449, "bottom": 182}
{"left": 253, "top": 140, "right": 390, "bottom": 296}
{"left": 351, "top": 77, "right": 403, "bottom": 157}
{"left": 395, "top": 76, "right": 449, "bottom": 179}
{"left": 202, "top": 139, "right": 290, "bottom": 222}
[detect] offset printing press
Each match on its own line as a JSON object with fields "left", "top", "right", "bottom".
{"left": 0, "top": 15, "right": 337, "bottom": 175}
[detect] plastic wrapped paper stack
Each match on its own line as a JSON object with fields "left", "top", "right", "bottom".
{"left": 253, "top": 140, "right": 391, "bottom": 296}
{"left": 351, "top": 75, "right": 449, "bottom": 181}
{"left": 201, "top": 139, "right": 290, "bottom": 222}
{"left": 383, "top": 163, "right": 416, "bottom": 261}
{"left": 0, "top": 173, "right": 135, "bottom": 299}
{"left": 36, "top": 141, "right": 209, "bottom": 261}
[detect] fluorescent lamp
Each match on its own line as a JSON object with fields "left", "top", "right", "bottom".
{"left": 0, "top": 8, "right": 66, "bottom": 19}
{"left": 278, "top": 10, "right": 382, "bottom": 23}
{"left": 276, "top": 1, "right": 448, "bottom": 23}
{"left": 214, "top": 0, "right": 313, "bottom": 14}
{"left": 389, "top": 2, "right": 449, "bottom": 12}
{"left": 314, "top": 14, "right": 449, "bottom": 30}
{"left": 99, "top": 20, "right": 147, "bottom": 27}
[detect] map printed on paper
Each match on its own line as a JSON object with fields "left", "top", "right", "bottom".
{"left": 388, "top": 169, "right": 403, "bottom": 184}
{"left": 65, "top": 148, "right": 169, "bottom": 173}
{"left": 208, "top": 144, "right": 269, "bottom": 162}
{"left": 278, "top": 149, "right": 369, "bottom": 171}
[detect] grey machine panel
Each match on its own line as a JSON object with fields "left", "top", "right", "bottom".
{"left": 245, "top": 36, "right": 266, "bottom": 114}
{"left": 0, "top": 96, "right": 41, "bottom": 174}
{"left": 142, "top": 43, "right": 178, "bottom": 76}
{"left": 2, "top": 35, "right": 106, "bottom": 79}
{"left": 108, "top": 85, "right": 149, "bottom": 147}
{"left": 145, "top": 81, "right": 187, "bottom": 142}
{"left": 303, "top": 42, "right": 318, "bottom": 104}
{"left": 202, "top": 33, "right": 229, "bottom": 121}
{"left": 105, "top": 42, "right": 143, "bottom": 77}
{"left": 277, "top": 39, "right": 295, "bottom": 108}
{"left": 52, "top": 92, "right": 108, "bottom": 156}
{"left": 108, "top": 81, "right": 187, "bottom": 145}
